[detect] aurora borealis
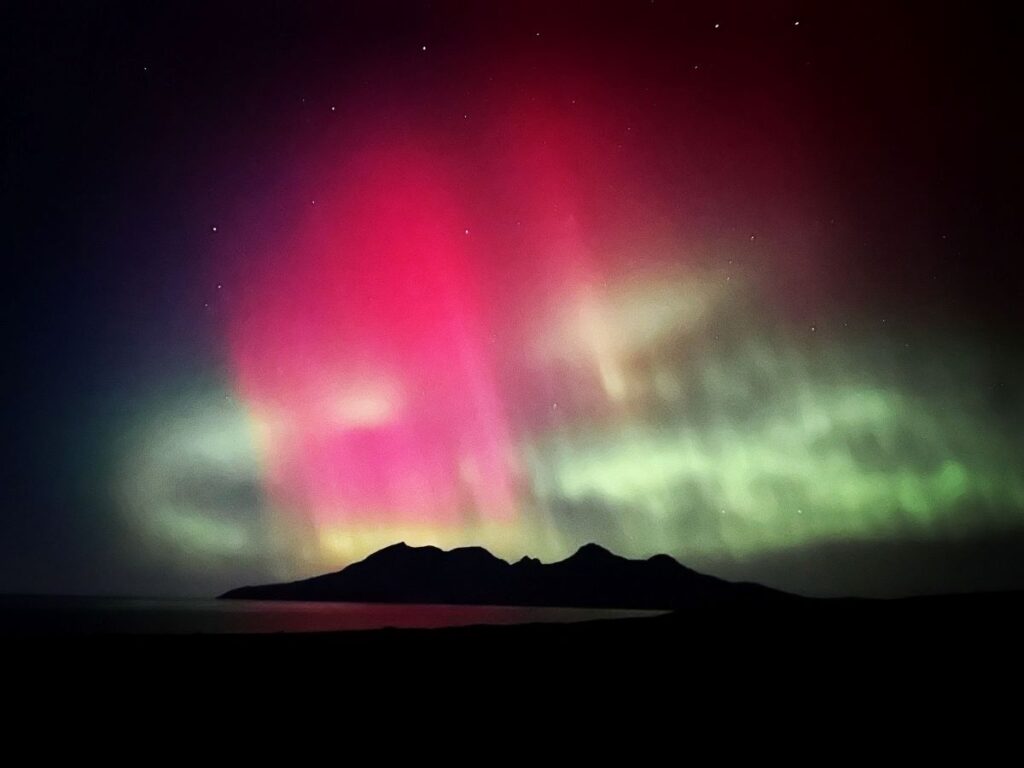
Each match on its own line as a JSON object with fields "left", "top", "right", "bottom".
{"left": 4, "top": 2, "right": 1022, "bottom": 598}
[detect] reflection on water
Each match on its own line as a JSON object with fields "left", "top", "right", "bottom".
{"left": 0, "top": 596, "right": 664, "bottom": 635}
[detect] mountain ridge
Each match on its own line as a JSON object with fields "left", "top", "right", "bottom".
{"left": 220, "top": 542, "right": 795, "bottom": 609}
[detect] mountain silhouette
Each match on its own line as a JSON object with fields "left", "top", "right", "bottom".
{"left": 220, "top": 542, "right": 795, "bottom": 609}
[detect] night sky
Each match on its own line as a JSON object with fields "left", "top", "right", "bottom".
{"left": 3, "top": 1, "right": 1022, "bottom": 598}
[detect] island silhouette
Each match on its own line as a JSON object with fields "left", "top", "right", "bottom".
{"left": 220, "top": 542, "right": 799, "bottom": 608}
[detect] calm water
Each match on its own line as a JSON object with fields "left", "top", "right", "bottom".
{"left": 0, "top": 596, "right": 664, "bottom": 635}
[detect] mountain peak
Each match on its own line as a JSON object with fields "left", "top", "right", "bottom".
{"left": 568, "top": 543, "right": 619, "bottom": 561}
{"left": 364, "top": 541, "right": 440, "bottom": 560}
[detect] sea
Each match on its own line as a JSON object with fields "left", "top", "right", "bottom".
{"left": 0, "top": 595, "right": 664, "bottom": 635}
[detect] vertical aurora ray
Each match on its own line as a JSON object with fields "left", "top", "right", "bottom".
{"left": 226, "top": 146, "right": 521, "bottom": 558}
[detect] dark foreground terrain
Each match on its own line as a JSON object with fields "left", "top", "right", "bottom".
{"left": 5, "top": 591, "right": 1020, "bottom": 676}
{"left": 3, "top": 592, "right": 1021, "bottom": 738}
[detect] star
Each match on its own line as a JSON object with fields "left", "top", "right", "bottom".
{"left": 421, "top": 45, "right": 427, "bottom": 51}
{"left": 211, "top": 226, "right": 218, "bottom": 232}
